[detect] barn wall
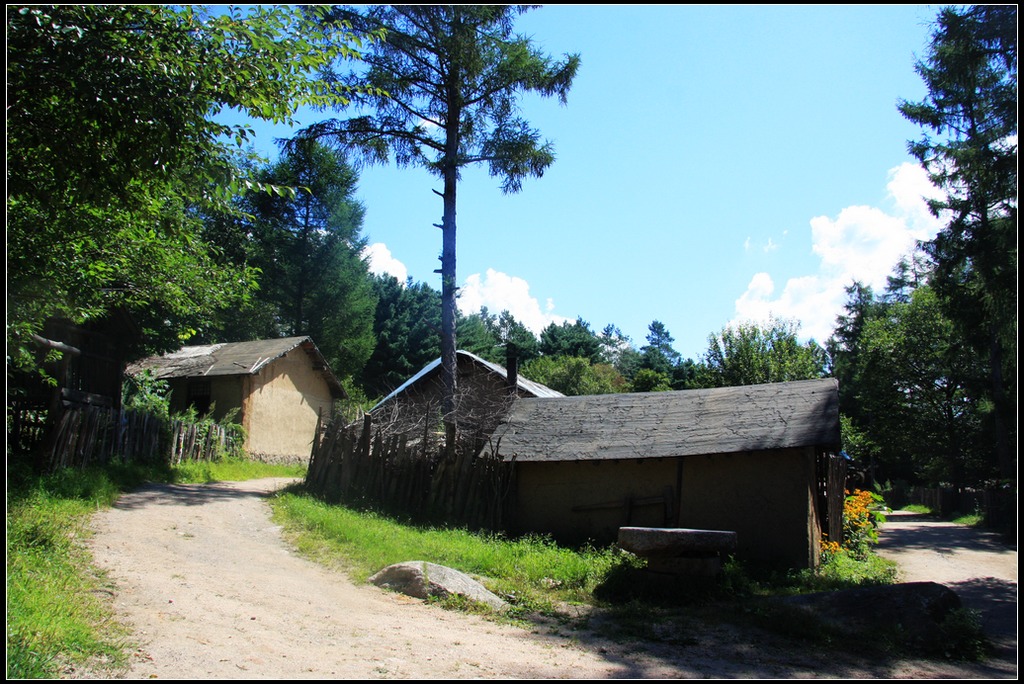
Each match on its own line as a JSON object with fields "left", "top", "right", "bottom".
{"left": 243, "top": 349, "right": 334, "bottom": 463}
{"left": 511, "top": 458, "right": 679, "bottom": 544}
{"left": 511, "top": 447, "right": 821, "bottom": 569}
{"left": 677, "top": 447, "right": 821, "bottom": 569}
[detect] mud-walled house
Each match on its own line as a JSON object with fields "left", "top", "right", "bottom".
{"left": 129, "top": 336, "right": 344, "bottom": 463}
{"left": 486, "top": 379, "right": 843, "bottom": 570}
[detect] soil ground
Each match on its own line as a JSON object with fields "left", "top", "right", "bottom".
{"left": 77, "top": 478, "right": 1017, "bottom": 679}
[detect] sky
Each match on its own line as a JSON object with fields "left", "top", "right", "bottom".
{"left": 230, "top": 5, "right": 948, "bottom": 362}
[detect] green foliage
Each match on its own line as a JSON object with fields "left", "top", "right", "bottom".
{"left": 539, "top": 318, "right": 603, "bottom": 364}
{"left": 703, "top": 317, "right": 827, "bottom": 388}
{"left": 459, "top": 308, "right": 541, "bottom": 365}
{"left": 121, "top": 369, "right": 172, "bottom": 420}
{"left": 361, "top": 275, "right": 442, "bottom": 398}
{"left": 521, "top": 356, "right": 626, "bottom": 396}
{"left": 629, "top": 368, "right": 673, "bottom": 393}
{"left": 204, "top": 138, "right": 377, "bottom": 379}
{"left": 832, "top": 273, "right": 994, "bottom": 488}
{"left": 898, "top": 5, "right": 1017, "bottom": 482}
{"left": 169, "top": 457, "right": 305, "bottom": 484}
{"left": 6, "top": 5, "right": 374, "bottom": 370}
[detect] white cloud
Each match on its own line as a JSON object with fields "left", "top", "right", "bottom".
{"left": 733, "top": 163, "right": 945, "bottom": 343}
{"left": 362, "top": 243, "right": 408, "bottom": 283}
{"left": 458, "top": 268, "right": 568, "bottom": 333}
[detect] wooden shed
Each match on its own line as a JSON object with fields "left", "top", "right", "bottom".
{"left": 489, "top": 379, "right": 842, "bottom": 569}
{"left": 129, "top": 336, "right": 344, "bottom": 463}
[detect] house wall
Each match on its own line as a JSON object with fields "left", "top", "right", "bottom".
{"left": 676, "top": 447, "right": 821, "bottom": 569}
{"left": 512, "top": 458, "right": 680, "bottom": 544}
{"left": 166, "top": 377, "right": 244, "bottom": 419}
{"left": 511, "top": 446, "right": 821, "bottom": 569}
{"left": 242, "top": 348, "right": 334, "bottom": 463}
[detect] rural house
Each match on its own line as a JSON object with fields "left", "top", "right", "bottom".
{"left": 130, "top": 336, "right": 344, "bottom": 463}
{"left": 370, "top": 350, "right": 563, "bottom": 436}
{"left": 487, "top": 379, "right": 842, "bottom": 569}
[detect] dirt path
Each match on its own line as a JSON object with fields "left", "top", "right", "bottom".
{"left": 875, "top": 510, "right": 1018, "bottom": 668}
{"left": 80, "top": 479, "right": 1016, "bottom": 679}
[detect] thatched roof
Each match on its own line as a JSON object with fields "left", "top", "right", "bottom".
{"left": 128, "top": 336, "right": 345, "bottom": 398}
{"left": 493, "top": 378, "right": 840, "bottom": 463}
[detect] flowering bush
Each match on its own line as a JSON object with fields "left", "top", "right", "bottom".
{"left": 821, "top": 489, "right": 887, "bottom": 561}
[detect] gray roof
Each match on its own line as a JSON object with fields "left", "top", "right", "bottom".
{"left": 494, "top": 378, "right": 840, "bottom": 463}
{"left": 371, "top": 350, "right": 563, "bottom": 411}
{"left": 128, "top": 336, "right": 345, "bottom": 397}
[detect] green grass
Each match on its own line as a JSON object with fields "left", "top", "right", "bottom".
{"left": 900, "top": 503, "right": 935, "bottom": 515}
{"left": 169, "top": 456, "right": 306, "bottom": 484}
{"left": 6, "top": 457, "right": 306, "bottom": 679}
{"left": 949, "top": 511, "right": 985, "bottom": 527}
{"left": 270, "top": 488, "right": 634, "bottom": 616}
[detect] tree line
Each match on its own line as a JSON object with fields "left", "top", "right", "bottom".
{"left": 7, "top": 6, "right": 1015, "bottom": 491}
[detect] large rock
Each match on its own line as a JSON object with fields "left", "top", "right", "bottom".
{"left": 369, "top": 561, "right": 507, "bottom": 611}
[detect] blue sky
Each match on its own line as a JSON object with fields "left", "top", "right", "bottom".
{"left": 234, "top": 5, "right": 946, "bottom": 361}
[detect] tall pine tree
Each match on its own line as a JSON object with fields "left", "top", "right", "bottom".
{"left": 297, "top": 6, "right": 578, "bottom": 437}
{"left": 898, "top": 5, "right": 1017, "bottom": 481}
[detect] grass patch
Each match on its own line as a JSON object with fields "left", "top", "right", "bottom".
{"left": 169, "top": 457, "right": 305, "bottom": 484}
{"left": 270, "top": 488, "right": 632, "bottom": 617}
{"left": 6, "top": 457, "right": 306, "bottom": 678}
{"left": 949, "top": 511, "right": 984, "bottom": 527}
{"left": 900, "top": 503, "right": 934, "bottom": 515}
{"left": 6, "top": 462, "right": 154, "bottom": 678}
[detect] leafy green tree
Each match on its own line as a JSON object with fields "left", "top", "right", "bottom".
{"left": 6, "top": 5, "right": 372, "bottom": 371}
{"left": 455, "top": 308, "right": 538, "bottom": 366}
{"left": 703, "top": 318, "right": 827, "bottom": 388}
{"left": 538, "top": 318, "right": 602, "bottom": 363}
{"left": 898, "top": 5, "right": 1017, "bottom": 481}
{"left": 209, "top": 139, "right": 377, "bottom": 378}
{"left": 856, "top": 285, "right": 989, "bottom": 487}
{"left": 521, "top": 356, "right": 625, "bottom": 396}
{"left": 827, "top": 282, "right": 888, "bottom": 426}
{"left": 629, "top": 368, "right": 673, "bottom": 393}
{"left": 300, "top": 5, "right": 579, "bottom": 430}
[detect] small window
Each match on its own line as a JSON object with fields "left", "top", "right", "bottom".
{"left": 187, "top": 381, "right": 212, "bottom": 416}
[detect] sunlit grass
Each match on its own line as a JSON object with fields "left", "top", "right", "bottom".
{"left": 270, "top": 488, "right": 630, "bottom": 615}
{"left": 6, "top": 463, "right": 148, "bottom": 678}
{"left": 169, "top": 456, "right": 306, "bottom": 484}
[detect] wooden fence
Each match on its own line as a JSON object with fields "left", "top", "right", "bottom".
{"left": 816, "top": 450, "right": 848, "bottom": 545}
{"left": 306, "top": 412, "right": 514, "bottom": 531}
{"left": 8, "top": 401, "right": 239, "bottom": 471}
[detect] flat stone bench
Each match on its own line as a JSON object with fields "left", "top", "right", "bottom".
{"left": 618, "top": 526, "right": 738, "bottom": 576}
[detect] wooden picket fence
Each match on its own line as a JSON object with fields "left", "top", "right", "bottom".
{"left": 306, "top": 412, "right": 515, "bottom": 531}
{"left": 8, "top": 401, "right": 240, "bottom": 471}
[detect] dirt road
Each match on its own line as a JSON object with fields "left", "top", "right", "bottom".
{"left": 875, "top": 510, "right": 1018, "bottom": 668}
{"left": 80, "top": 478, "right": 1017, "bottom": 679}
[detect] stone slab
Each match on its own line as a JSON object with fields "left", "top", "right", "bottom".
{"left": 618, "top": 526, "right": 738, "bottom": 558}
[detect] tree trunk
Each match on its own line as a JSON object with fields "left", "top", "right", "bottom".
{"left": 440, "top": 102, "right": 461, "bottom": 453}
